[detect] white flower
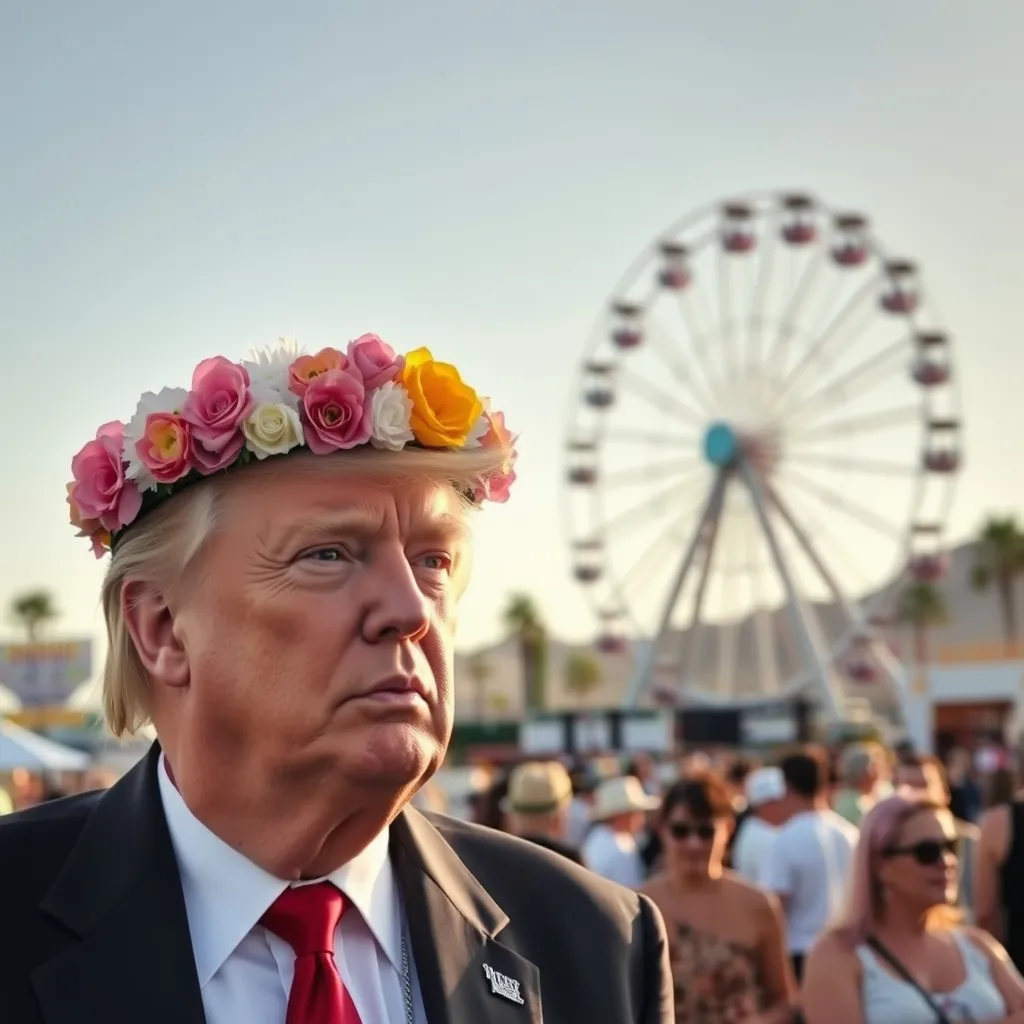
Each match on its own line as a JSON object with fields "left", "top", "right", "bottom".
{"left": 241, "top": 339, "right": 302, "bottom": 411}
{"left": 124, "top": 387, "right": 189, "bottom": 490}
{"left": 369, "top": 382, "right": 414, "bottom": 451}
{"left": 242, "top": 402, "right": 305, "bottom": 459}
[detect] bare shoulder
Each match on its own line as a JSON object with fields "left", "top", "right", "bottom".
{"left": 962, "top": 925, "right": 1014, "bottom": 963}
{"left": 806, "top": 930, "right": 863, "bottom": 973}
{"left": 723, "top": 869, "right": 780, "bottom": 913}
{"left": 978, "top": 803, "right": 1011, "bottom": 844}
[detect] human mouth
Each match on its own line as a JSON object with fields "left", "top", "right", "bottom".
{"left": 357, "top": 675, "right": 430, "bottom": 708}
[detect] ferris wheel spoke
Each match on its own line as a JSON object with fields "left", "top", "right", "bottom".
{"left": 682, "top": 488, "right": 726, "bottom": 685}
{"left": 644, "top": 319, "right": 718, "bottom": 415}
{"left": 626, "top": 472, "right": 729, "bottom": 706}
{"left": 601, "top": 474, "right": 707, "bottom": 537}
{"left": 780, "top": 335, "right": 911, "bottom": 427}
{"left": 765, "top": 481, "right": 869, "bottom": 634}
{"left": 617, "top": 368, "right": 707, "bottom": 429}
{"left": 716, "top": 248, "right": 739, "bottom": 384}
{"left": 673, "top": 301, "right": 730, "bottom": 407}
{"left": 618, "top": 501, "right": 705, "bottom": 595}
{"left": 603, "top": 457, "right": 703, "bottom": 489}
{"left": 605, "top": 428, "right": 695, "bottom": 448}
{"left": 745, "top": 219, "right": 778, "bottom": 374}
{"left": 743, "top": 500, "right": 780, "bottom": 694}
{"left": 715, "top": 550, "right": 741, "bottom": 696}
{"left": 785, "top": 404, "right": 922, "bottom": 444}
{"left": 784, "top": 451, "right": 917, "bottom": 478}
{"left": 775, "top": 468, "right": 906, "bottom": 542}
{"left": 760, "top": 245, "right": 825, "bottom": 382}
{"left": 740, "top": 464, "right": 846, "bottom": 718}
{"left": 771, "top": 272, "right": 885, "bottom": 406}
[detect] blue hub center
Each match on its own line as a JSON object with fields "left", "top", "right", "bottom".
{"left": 703, "top": 421, "right": 739, "bottom": 467}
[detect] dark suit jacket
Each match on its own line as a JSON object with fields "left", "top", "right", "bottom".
{"left": 0, "top": 746, "right": 673, "bottom": 1023}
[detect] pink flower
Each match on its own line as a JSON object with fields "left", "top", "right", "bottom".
{"left": 135, "top": 412, "right": 192, "bottom": 483}
{"left": 182, "top": 356, "right": 253, "bottom": 473}
{"left": 347, "top": 334, "right": 404, "bottom": 389}
{"left": 69, "top": 421, "right": 143, "bottom": 533}
{"left": 474, "top": 464, "right": 517, "bottom": 504}
{"left": 302, "top": 368, "right": 372, "bottom": 453}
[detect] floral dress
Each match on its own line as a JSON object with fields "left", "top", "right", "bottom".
{"left": 669, "top": 920, "right": 766, "bottom": 1024}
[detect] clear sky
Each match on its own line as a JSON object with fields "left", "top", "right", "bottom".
{"left": 2, "top": 1, "right": 1022, "bottom": 670}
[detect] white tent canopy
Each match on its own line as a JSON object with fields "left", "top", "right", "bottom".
{"left": 0, "top": 718, "right": 91, "bottom": 772}
{"left": 0, "top": 685, "right": 22, "bottom": 714}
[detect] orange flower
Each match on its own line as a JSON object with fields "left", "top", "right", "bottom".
{"left": 288, "top": 347, "right": 347, "bottom": 397}
{"left": 400, "top": 348, "right": 482, "bottom": 447}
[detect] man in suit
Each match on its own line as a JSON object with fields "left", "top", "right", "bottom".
{"left": 1, "top": 336, "right": 673, "bottom": 1024}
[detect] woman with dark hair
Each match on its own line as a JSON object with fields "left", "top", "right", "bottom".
{"left": 641, "top": 771, "right": 795, "bottom": 1023}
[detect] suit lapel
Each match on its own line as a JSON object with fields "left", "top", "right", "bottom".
{"left": 392, "top": 809, "right": 543, "bottom": 1024}
{"left": 31, "top": 744, "right": 205, "bottom": 1024}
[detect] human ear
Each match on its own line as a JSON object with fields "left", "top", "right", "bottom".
{"left": 121, "top": 580, "right": 190, "bottom": 689}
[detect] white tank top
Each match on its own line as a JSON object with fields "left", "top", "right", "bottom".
{"left": 856, "top": 930, "right": 1006, "bottom": 1023}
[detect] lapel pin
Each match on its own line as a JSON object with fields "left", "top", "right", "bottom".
{"left": 483, "top": 963, "right": 525, "bottom": 1005}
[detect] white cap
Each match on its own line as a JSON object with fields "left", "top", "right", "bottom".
{"left": 746, "top": 767, "right": 786, "bottom": 807}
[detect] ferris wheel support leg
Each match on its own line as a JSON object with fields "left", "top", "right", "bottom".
{"left": 625, "top": 470, "right": 730, "bottom": 709}
{"left": 739, "top": 462, "right": 847, "bottom": 722}
{"left": 764, "top": 483, "right": 910, "bottom": 722}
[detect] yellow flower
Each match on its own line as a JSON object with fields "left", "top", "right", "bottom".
{"left": 400, "top": 348, "right": 483, "bottom": 447}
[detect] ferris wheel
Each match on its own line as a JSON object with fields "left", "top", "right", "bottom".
{"left": 563, "top": 192, "right": 962, "bottom": 719}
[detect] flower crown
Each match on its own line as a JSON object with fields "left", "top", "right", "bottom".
{"left": 67, "top": 335, "right": 516, "bottom": 558}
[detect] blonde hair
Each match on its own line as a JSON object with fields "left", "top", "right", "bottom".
{"left": 100, "top": 445, "right": 509, "bottom": 737}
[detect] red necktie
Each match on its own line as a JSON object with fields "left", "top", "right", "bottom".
{"left": 260, "top": 882, "right": 363, "bottom": 1024}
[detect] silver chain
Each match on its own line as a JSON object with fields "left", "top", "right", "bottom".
{"left": 400, "top": 919, "right": 414, "bottom": 1024}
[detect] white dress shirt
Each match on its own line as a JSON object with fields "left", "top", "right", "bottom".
{"left": 158, "top": 757, "right": 426, "bottom": 1024}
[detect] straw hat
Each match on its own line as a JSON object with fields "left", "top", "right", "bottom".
{"left": 502, "top": 761, "right": 573, "bottom": 815}
{"left": 590, "top": 776, "right": 661, "bottom": 822}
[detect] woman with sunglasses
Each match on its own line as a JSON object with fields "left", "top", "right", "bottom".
{"left": 641, "top": 772, "right": 796, "bottom": 1023}
{"left": 802, "top": 793, "right": 1024, "bottom": 1024}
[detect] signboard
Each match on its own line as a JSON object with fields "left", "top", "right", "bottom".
{"left": 0, "top": 640, "right": 93, "bottom": 708}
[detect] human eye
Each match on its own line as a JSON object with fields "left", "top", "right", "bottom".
{"left": 416, "top": 552, "right": 453, "bottom": 574}
{"left": 298, "top": 546, "right": 349, "bottom": 563}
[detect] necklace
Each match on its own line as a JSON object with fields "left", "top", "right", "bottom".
{"left": 399, "top": 919, "right": 414, "bottom": 1024}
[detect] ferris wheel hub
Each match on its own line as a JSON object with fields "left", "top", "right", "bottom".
{"left": 703, "top": 422, "right": 739, "bottom": 467}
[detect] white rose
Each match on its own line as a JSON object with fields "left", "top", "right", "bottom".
{"left": 369, "top": 382, "right": 414, "bottom": 451}
{"left": 243, "top": 402, "right": 305, "bottom": 459}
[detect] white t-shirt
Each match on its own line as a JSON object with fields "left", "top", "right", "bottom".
{"left": 732, "top": 815, "right": 777, "bottom": 885}
{"left": 581, "top": 823, "right": 646, "bottom": 888}
{"left": 761, "top": 809, "right": 858, "bottom": 954}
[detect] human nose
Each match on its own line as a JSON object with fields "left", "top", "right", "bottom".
{"left": 360, "top": 548, "right": 432, "bottom": 643}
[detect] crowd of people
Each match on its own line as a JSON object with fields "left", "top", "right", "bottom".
{"left": 468, "top": 739, "right": 1024, "bottom": 1023}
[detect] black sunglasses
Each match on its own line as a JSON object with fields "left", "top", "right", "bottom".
{"left": 666, "top": 822, "right": 717, "bottom": 842}
{"left": 882, "top": 838, "right": 957, "bottom": 866}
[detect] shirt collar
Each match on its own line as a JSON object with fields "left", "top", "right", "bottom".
{"left": 157, "top": 754, "right": 399, "bottom": 988}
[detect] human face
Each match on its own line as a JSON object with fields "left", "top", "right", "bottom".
{"left": 160, "top": 462, "right": 468, "bottom": 792}
{"left": 878, "top": 808, "right": 959, "bottom": 910}
{"left": 661, "top": 806, "right": 731, "bottom": 876}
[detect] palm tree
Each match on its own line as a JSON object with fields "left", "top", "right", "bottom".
{"left": 465, "top": 652, "right": 493, "bottom": 722}
{"left": 971, "top": 516, "right": 1024, "bottom": 650}
{"left": 502, "top": 593, "right": 548, "bottom": 711}
{"left": 895, "top": 580, "right": 949, "bottom": 666}
{"left": 9, "top": 589, "right": 58, "bottom": 642}
{"left": 564, "top": 649, "right": 601, "bottom": 707}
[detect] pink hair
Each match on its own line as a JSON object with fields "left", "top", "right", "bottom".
{"left": 835, "top": 793, "right": 951, "bottom": 947}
